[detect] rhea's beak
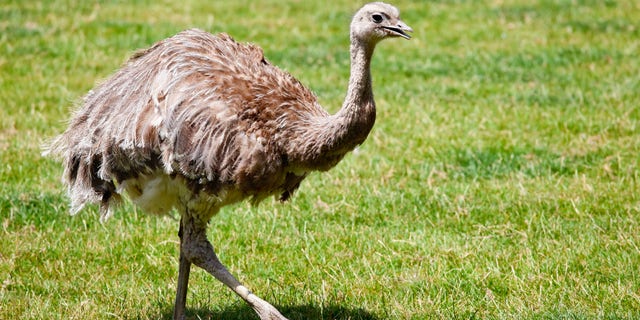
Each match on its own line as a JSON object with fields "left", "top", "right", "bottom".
{"left": 383, "top": 20, "right": 413, "bottom": 39}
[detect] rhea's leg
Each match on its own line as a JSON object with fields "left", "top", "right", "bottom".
{"left": 181, "top": 215, "right": 288, "bottom": 320}
{"left": 173, "top": 219, "right": 191, "bottom": 320}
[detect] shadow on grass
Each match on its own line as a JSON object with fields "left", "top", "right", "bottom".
{"left": 156, "top": 303, "right": 381, "bottom": 320}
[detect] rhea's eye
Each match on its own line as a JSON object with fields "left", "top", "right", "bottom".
{"left": 371, "top": 14, "right": 383, "bottom": 23}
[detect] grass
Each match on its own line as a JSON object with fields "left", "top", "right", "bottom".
{"left": 1, "top": 0, "right": 639, "bottom": 318}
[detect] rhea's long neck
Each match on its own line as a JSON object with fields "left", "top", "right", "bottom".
{"left": 332, "top": 38, "right": 377, "bottom": 151}
{"left": 292, "top": 37, "right": 377, "bottom": 171}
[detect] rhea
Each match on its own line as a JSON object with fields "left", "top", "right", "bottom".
{"left": 46, "top": 2, "right": 411, "bottom": 319}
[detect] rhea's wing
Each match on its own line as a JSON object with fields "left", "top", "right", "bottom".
{"left": 44, "top": 33, "right": 173, "bottom": 217}
{"left": 154, "top": 31, "right": 324, "bottom": 198}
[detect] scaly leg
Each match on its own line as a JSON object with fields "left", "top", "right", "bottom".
{"left": 180, "top": 215, "right": 288, "bottom": 320}
{"left": 173, "top": 218, "right": 191, "bottom": 320}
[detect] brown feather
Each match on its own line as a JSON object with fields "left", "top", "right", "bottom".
{"left": 47, "top": 29, "right": 331, "bottom": 218}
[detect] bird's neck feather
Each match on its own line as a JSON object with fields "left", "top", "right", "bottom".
{"left": 332, "top": 38, "right": 377, "bottom": 147}
{"left": 293, "top": 38, "right": 377, "bottom": 170}
{"left": 338, "top": 38, "right": 376, "bottom": 128}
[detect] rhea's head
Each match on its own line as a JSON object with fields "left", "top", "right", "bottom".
{"left": 350, "top": 2, "right": 413, "bottom": 44}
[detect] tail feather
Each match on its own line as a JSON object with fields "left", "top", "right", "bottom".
{"left": 44, "top": 134, "right": 122, "bottom": 220}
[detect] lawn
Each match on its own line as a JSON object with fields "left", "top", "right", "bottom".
{"left": 1, "top": 0, "right": 639, "bottom": 319}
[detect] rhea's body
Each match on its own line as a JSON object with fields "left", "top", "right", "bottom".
{"left": 47, "top": 3, "right": 412, "bottom": 319}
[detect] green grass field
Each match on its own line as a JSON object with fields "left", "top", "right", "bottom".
{"left": 2, "top": 0, "right": 639, "bottom": 319}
